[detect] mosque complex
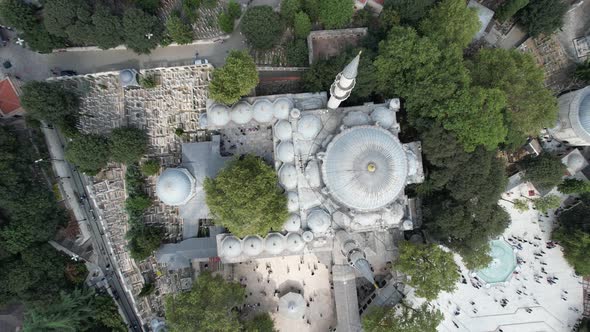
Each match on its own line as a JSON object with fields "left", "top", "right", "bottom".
{"left": 153, "top": 53, "right": 425, "bottom": 330}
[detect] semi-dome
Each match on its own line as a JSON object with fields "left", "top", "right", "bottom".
{"left": 283, "top": 214, "right": 301, "bottom": 232}
{"left": 156, "top": 168, "right": 196, "bottom": 206}
{"left": 371, "top": 106, "right": 395, "bottom": 129}
{"left": 579, "top": 93, "right": 590, "bottom": 134}
{"left": 287, "top": 191, "right": 299, "bottom": 212}
{"left": 265, "top": 233, "right": 285, "bottom": 255}
{"left": 253, "top": 99, "right": 274, "bottom": 123}
{"left": 273, "top": 97, "right": 293, "bottom": 120}
{"left": 243, "top": 236, "right": 264, "bottom": 256}
{"left": 230, "top": 101, "right": 252, "bottom": 125}
{"left": 198, "top": 113, "right": 208, "bottom": 129}
{"left": 343, "top": 111, "right": 370, "bottom": 127}
{"left": 276, "top": 141, "right": 295, "bottom": 163}
{"left": 307, "top": 209, "right": 331, "bottom": 233}
{"left": 279, "top": 164, "right": 298, "bottom": 190}
{"left": 297, "top": 115, "right": 321, "bottom": 140}
{"left": 209, "top": 105, "right": 230, "bottom": 127}
{"left": 221, "top": 236, "right": 242, "bottom": 258}
{"left": 322, "top": 126, "right": 408, "bottom": 211}
{"left": 286, "top": 233, "right": 305, "bottom": 252}
{"left": 274, "top": 120, "right": 293, "bottom": 141}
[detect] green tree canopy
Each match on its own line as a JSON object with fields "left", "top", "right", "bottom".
{"left": 384, "top": 0, "right": 436, "bottom": 25}
{"left": 209, "top": 50, "right": 259, "bottom": 105}
{"left": 204, "top": 155, "right": 288, "bottom": 237}
{"left": 166, "top": 14, "right": 194, "bottom": 44}
{"left": 362, "top": 303, "right": 443, "bottom": 332}
{"left": 396, "top": 242, "right": 459, "bottom": 300}
{"left": 109, "top": 127, "right": 148, "bottom": 164}
{"left": 302, "top": 0, "right": 320, "bottom": 22}
{"left": 558, "top": 178, "right": 590, "bottom": 194}
{"left": 127, "top": 225, "right": 163, "bottom": 260}
{"left": 91, "top": 294, "right": 127, "bottom": 331}
{"left": 182, "top": 0, "right": 201, "bottom": 23}
{"left": 457, "top": 243, "right": 493, "bottom": 270}
{"left": 241, "top": 313, "right": 277, "bottom": 332}
{"left": 23, "top": 288, "right": 95, "bottom": 332}
{"left": 469, "top": 48, "right": 558, "bottom": 148}
{"left": 123, "top": 8, "right": 163, "bottom": 54}
{"left": 228, "top": 0, "right": 242, "bottom": 19}
{"left": 21, "top": 81, "right": 79, "bottom": 126}
{"left": 91, "top": 5, "right": 124, "bottom": 49}
{"left": 555, "top": 229, "right": 590, "bottom": 276}
{"left": 280, "top": 0, "right": 301, "bottom": 24}
{"left": 218, "top": 12, "right": 235, "bottom": 33}
{"left": 165, "top": 272, "right": 245, "bottom": 332}
{"left": 517, "top": 0, "right": 568, "bottom": 37}
{"left": 294, "top": 11, "right": 311, "bottom": 38}
{"left": 285, "top": 39, "right": 309, "bottom": 67}
{"left": 318, "top": 0, "right": 353, "bottom": 29}
{"left": 419, "top": 0, "right": 480, "bottom": 49}
{"left": 43, "top": 0, "right": 92, "bottom": 43}
{"left": 495, "top": 0, "right": 529, "bottom": 22}
{"left": 533, "top": 194, "right": 561, "bottom": 213}
{"left": 65, "top": 134, "right": 110, "bottom": 175}
{"left": 141, "top": 159, "right": 161, "bottom": 176}
{"left": 519, "top": 153, "right": 566, "bottom": 190}
{"left": 241, "top": 6, "right": 283, "bottom": 49}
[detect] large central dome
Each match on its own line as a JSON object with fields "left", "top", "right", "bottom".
{"left": 321, "top": 126, "right": 408, "bottom": 211}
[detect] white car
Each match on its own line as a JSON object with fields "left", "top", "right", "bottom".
{"left": 194, "top": 58, "right": 209, "bottom": 65}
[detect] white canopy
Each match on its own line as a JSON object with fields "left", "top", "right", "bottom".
{"left": 279, "top": 292, "right": 306, "bottom": 319}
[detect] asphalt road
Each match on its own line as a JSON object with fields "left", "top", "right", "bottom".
{"left": 42, "top": 126, "right": 143, "bottom": 331}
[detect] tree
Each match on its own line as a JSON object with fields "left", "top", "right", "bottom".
{"left": 167, "top": 14, "right": 194, "bottom": 44}
{"left": 228, "top": 0, "right": 242, "bottom": 19}
{"left": 23, "top": 288, "right": 95, "bottom": 332}
{"left": 127, "top": 225, "right": 164, "bottom": 260}
{"left": 457, "top": 243, "right": 492, "bottom": 270}
{"left": 517, "top": 0, "right": 568, "bottom": 37}
{"left": 123, "top": 8, "right": 163, "bottom": 54}
{"left": 209, "top": 50, "right": 259, "bottom": 105}
{"left": 203, "top": 0, "right": 218, "bottom": 9}
{"left": 165, "top": 272, "right": 245, "bottom": 332}
{"left": 302, "top": 0, "right": 320, "bottom": 22}
{"left": 23, "top": 23, "right": 67, "bottom": 53}
{"left": 495, "top": 0, "right": 529, "bottom": 23}
{"left": 555, "top": 229, "right": 590, "bottom": 276}
{"left": 318, "top": 0, "right": 354, "bottom": 29}
{"left": 374, "top": 27, "right": 469, "bottom": 122}
{"left": 396, "top": 242, "right": 459, "bottom": 300}
{"left": 558, "top": 179, "right": 590, "bottom": 194}
{"left": 242, "top": 313, "right": 277, "bottom": 332}
{"left": 92, "top": 5, "right": 124, "bottom": 49}
{"left": 65, "top": 134, "right": 110, "bottom": 175}
{"left": 285, "top": 39, "right": 308, "bottom": 67}
{"left": 419, "top": 0, "right": 480, "bottom": 49}
{"left": 362, "top": 303, "right": 443, "bottom": 332}
{"left": 294, "top": 11, "right": 311, "bottom": 38}
{"left": 91, "top": 294, "right": 127, "bottom": 332}
{"left": 469, "top": 48, "right": 558, "bottom": 149}
{"left": 135, "top": 0, "right": 161, "bottom": 14}
{"left": 43, "top": 0, "right": 92, "bottom": 42}
{"left": 384, "top": 0, "right": 436, "bottom": 25}
{"left": 519, "top": 153, "right": 566, "bottom": 190}
{"left": 204, "top": 155, "right": 288, "bottom": 237}
{"left": 141, "top": 159, "right": 161, "bottom": 176}
{"left": 20, "top": 81, "right": 79, "bottom": 126}
{"left": 513, "top": 198, "right": 530, "bottom": 212}
{"left": 125, "top": 195, "right": 152, "bottom": 216}
{"left": 533, "top": 194, "right": 561, "bottom": 213}
{"left": 182, "top": 0, "right": 201, "bottom": 23}
{"left": 218, "top": 12, "right": 235, "bottom": 33}
{"left": 109, "top": 127, "right": 148, "bottom": 164}
{"left": 280, "top": 0, "right": 301, "bottom": 24}
{"left": 241, "top": 6, "right": 283, "bottom": 49}
{"left": 575, "top": 60, "right": 590, "bottom": 83}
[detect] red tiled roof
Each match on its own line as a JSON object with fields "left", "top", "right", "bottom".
{"left": 0, "top": 78, "right": 21, "bottom": 115}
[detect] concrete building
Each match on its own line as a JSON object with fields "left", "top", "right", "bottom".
{"left": 549, "top": 86, "right": 590, "bottom": 146}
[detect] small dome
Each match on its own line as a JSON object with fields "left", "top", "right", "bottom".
{"left": 290, "top": 108, "right": 301, "bottom": 119}
{"left": 578, "top": 93, "right": 590, "bottom": 134}
{"left": 279, "top": 164, "right": 298, "bottom": 190}
{"left": 287, "top": 233, "right": 305, "bottom": 252}
{"left": 230, "top": 101, "right": 252, "bottom": 125}
{"left": 156, "top": 168, "right": 195, "bottom": 206}
{"left": 297, "top": 115, "right": 321, "bottom": 140}
{"left": 304, "top": 160, "right": 321, "bottom": 188}
{"left": 287, "top": 191, "right": 299, "bottom": 212}
{"left": 265, "top": 233, "right": 285, "bottom": 255}
{"left": 209, "top": 105, "right": 230, "bottom": 127}
{"left": 302, "top": 231, "right": 314, "bottom": 242}
{"left": 343, "top": 111, "right": 370, "bottom": 127}
{"left": 243, "top": 236, "right": 264, "bottom": 256}
{"left": 389, "top": 98, "right": 400, "bottom": 110}
{"left": 568, "top": 152, "right": 585, "bottom": 171}
{"left": 307, "top": 209, "right": 331, "bottom": 233}
{"left": 283, "top": 214, "right": 301, "bottom": 232}
{"left": 198, "top": 113, "right": 208, "bottom": 129}
{"left": 221, "top": 236, "right": 242, "bottom": 258}
{"left": 371, "top": 106, "right": 395, "bottom": 129}
{"left": 274, "top": 97, "right": 293, "bottom": 120}
{"left": 274, "top": 120, "right": 293, "bottom": 141}
{"left": 402, "top": 219, "right": 413, "bottom": 231}
{"left": 253, "top": 99, "right": 274, "bottom": 123}
{"left": 119, "top": 69, "right": 136, "bottom": 85}
{"left": 277, "top": 141, "right": 295, "bottom": 163}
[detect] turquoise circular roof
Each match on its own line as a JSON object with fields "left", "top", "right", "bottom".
{"left": 476, "top": 239, "right": 517, "bottom": 284}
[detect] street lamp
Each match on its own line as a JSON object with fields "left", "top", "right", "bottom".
{"left": 15, "top": 38, "right": 24, "bottom": 46}
{"left": 145, "top": 33, "right": 153, "bottom": 40}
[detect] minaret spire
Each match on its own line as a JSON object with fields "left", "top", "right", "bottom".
{"left": 327, "top": 51, "right": 362, "bottom": 110}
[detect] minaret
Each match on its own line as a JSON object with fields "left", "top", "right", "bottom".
{"left": 327, "top": 51, "right": 361, "bottom": 110}
{"left": 336, "top": 230, "right": 377, "bottom": 288}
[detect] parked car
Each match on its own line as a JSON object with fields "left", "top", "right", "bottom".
{"left": 194, "top": 58, "right": 209, "bottom": 65}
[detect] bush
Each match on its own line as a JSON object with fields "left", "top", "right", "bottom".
{"left": 533, "top": 194, "right": 561, "bottom": 213}
{"left": 209, "top": 50, "right": 259, "bottom": 105}
{"left": 558, "top": 179, "right": 590, "bottom": 194}
{"left": 109, "top": 127, "right": 148, "bottom": 164}
{"left": 125, "top": 195, "right": 152, "bottom": 216}
{"left": 294, "top": 11, "right": 311, "bottom": 38}
{"left": 182, "top": 0, "right": 201, "bottom": 23}
{"left": 241, "top": 6, "right": 284, "bottom": 49}
{"left": 21, "top": 81, "right": 79, "bottom": 126}
{"left": 495, "top": 0, "right": 529, "bottom": 22}
{"left": 175, "top": 128, "right": 185, "bottom": 136}
{"left": 203, "top": 0, "right": 218, "bottom": 9}
{"left": 139, "top": 74, "right": 158, "bottom": 88}
{"left": 519, "top": 153, "right": 566, "bottom": 190}
{"left": 285, "top": 39, "right": 308, "bottom": 67}
{"left": 513, "top": 199, "right": 529, "bottom": 212}
{"left": 141, "top": 160, "right": 160, "bottom": 176}
{"left": 138, "top": 283, "right": 155, "bottom": 297}
{"left": 517, "top": 0, "right": 568, "bottom": 37}
{"left": 65, "top": 134, "right": 110, "bottom": 175}
{"left": 166, "top": 15, "right": 194, "bottom": 44}
{"left": 228, "top": 0, "right": 242, "bottom": 19}
{"left": 318, "top": 0, "right": 354, "bottom": 29}
{"left": 280, "top": 0, "right": 301, "bottom": 24}
{"left": 218, "top": 12, "right": 234, "bottom": 33}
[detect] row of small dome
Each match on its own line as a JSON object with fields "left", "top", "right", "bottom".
{"left": 208, "top": 98, "right": 294, "bottom": 127}
{"left": 221, "top": 232, "right": 312, "bottom": 258}
{"left": 282, "top": 209, "right": 331, "bottom": 233}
